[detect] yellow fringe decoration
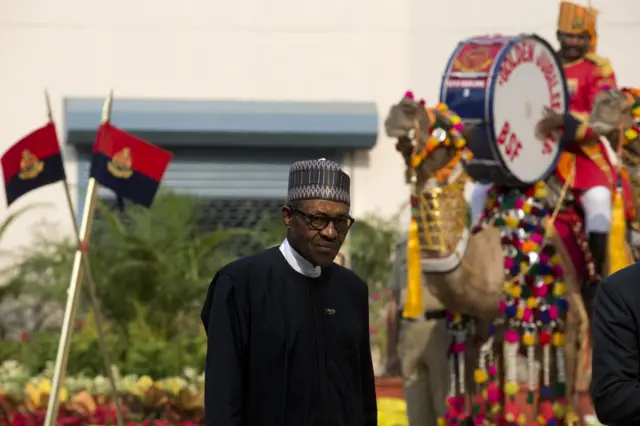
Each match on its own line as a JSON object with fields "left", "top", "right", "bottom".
{"left": 403, "top": 219, "right": 423, "bottom": 319}
{"left": 584, "top": 53, "right": 613, "bottom": 77}
{"left": 607, "top": 190, "right": 632, "bottom": 275}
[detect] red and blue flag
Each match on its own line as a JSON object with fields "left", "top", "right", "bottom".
{"left": 1, "top": 122, "right": 66, "bottom": 206}
{"left": 90, "top": 122, "right": 173, "bottom": 208}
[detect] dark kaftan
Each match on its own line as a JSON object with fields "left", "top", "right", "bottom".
{"left": 201, "top": 247, "right": 377, "bottom": 426}
{"left": 591, "top": 262, "right": 640, "bottom": 426}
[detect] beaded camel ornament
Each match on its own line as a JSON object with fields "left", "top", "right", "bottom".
{"left": 387, "top": 92, "right": 572, "bottom": 426}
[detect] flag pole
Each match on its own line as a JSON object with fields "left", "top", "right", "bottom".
{"left": 44, "top": 91, "right": 124, "bottom": 426}
{"left": 44, "top": 90, "right": 125, "bottom": 426}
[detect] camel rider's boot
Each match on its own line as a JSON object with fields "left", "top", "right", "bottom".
{"left": 582, "top": 232, "right": 608, "bottom": 308}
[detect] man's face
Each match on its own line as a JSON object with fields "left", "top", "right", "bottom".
{"left": 557, "top": 31, "right": 590, "bottom": 62}
{"left": 282, "top": 199, "right": 353, "bottom": 267}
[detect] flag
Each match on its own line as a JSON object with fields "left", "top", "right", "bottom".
{"left": 1, "top": 122, "right": 66, "bottom": 206}
{"left": 90, "top": 122, "right": 172, "bottom": 207}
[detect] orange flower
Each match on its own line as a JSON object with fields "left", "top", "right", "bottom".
{"left": 521, "top": 240, "right": 537, "bottom": 253}
{"left": 425, "top": 138, "right": 439, "bottom": 153}
{"left": 435, "top": 168, "right": 451, "bottom": 183}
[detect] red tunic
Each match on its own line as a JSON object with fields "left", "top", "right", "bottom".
{"left": 565, "top": 56, "right": 616, "bottom": 114}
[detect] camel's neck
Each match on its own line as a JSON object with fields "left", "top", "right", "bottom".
{"left": 413, "top": 168, "right": 469, "bottom": 259}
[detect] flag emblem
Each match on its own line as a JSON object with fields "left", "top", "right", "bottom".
{"left": 107, "top": 147, "right": 133, "bottom": 179}
{"left": 90, "top": 122, "right": 172, "bottom": 207}
{"left": 1, "top": 122, "right": 66, "bottom": 206}
{"left": 19, "top": 150, "right": 45, "bottom": 180}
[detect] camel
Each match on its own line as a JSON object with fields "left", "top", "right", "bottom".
{"left": 383, "top": 88, "right": 640, "bottom": 425}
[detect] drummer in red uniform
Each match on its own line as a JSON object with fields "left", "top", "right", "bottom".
{"left": 533, "top": 4, "right": 633, "bottom": 422}
{"left": 551, "top": 1, "right": 624, "bottom": 286}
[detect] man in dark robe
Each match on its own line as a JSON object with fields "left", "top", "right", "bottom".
{"left": 591, "top": 262, "right": 640, "bottom": 425}
{"left": 201, "top": 159, "right": 378, "bottom": 426}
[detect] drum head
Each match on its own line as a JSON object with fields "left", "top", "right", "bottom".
{"left": 489, "top": 35, "right": 568, "bottom": 185}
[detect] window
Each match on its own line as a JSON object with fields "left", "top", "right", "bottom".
{"left": 94, "top": 196, "right": 285, "bottom": 257}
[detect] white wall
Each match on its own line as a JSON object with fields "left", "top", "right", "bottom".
{"left": 408, "top": 0, "right": 640, "bottom": 102}
{"left": 0, "top": 0, "right": 638, "bottom": 251}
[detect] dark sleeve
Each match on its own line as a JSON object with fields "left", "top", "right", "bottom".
{"left": 591, "top": 276, "right": 640, "bottom": 425}
{"left": 202, "top": 273, "right": 248, "bottom": 426}
{"left": 359, "top": 282, "right": 378, "bottom": 426}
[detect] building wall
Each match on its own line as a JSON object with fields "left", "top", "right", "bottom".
{"left": 407, "top": 0, "right": 640, "bottom": 102}
{"left": 0, "top": 0, "right": 639, "bottom": 251}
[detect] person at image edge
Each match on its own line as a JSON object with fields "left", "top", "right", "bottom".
{"left": 591, "top": 262, "right": 640, "bottom": 425}
{"left": 201, "top": 158, "right": 377, "bottom": 426}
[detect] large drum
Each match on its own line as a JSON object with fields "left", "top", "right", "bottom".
{"left": 440, "top": 34, "right": 569, "bottom": 187}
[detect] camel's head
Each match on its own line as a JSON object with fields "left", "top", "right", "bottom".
{"left": 539, "top": 88, "right": 640, "bottom": 159}
{"left": 589, "top": 89, "right": 635, "bottom": 144}
{"left": 384, "top": 91, "right": 473, "bottom": 190}
{"left": 591, "top": 87, "right": 640, "bottom": 155}
{"left": 543, "top": 88, "right": 640, "bottom": 212}
{"left": 617, "top": 88, "right": 640, "bottom": 163}
{"left": 385, "top": 93, "right": 473, "bottom": 259}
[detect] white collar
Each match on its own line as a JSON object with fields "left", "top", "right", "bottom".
{"left": 279, "top": 238, "right": 322, "bottom": 278}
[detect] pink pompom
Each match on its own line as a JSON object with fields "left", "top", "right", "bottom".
{"left": 548, "top": 305, "right": 558, "bottom": 320}
{"left": 530, "top": 232, "right": 543, "bottom": 244}
{"left": 514, "top": 198, "right": 524, "bottom": 209}
{"left": 505, "top": 330, "right": 519, "bottom": 343}
{"left": 535, "top": 285, "right": 548, "bottom": 298}
{"left": 453, "top": 123, "right": 464, "bottom": 131}
{"left": 487, "top": 387, "right": 500, "bottom": 404}
{"left": 522, "top": 308, "right": 532, "bottom": 322}
{"left": 454, "top": 395, "right": 465, "bottom": 410}
{"left": 404, "top": 90, "right": 415, "bottom": 100}
{"left": 498, "top": 299, "right": 507, "bottom": 313}
{"left": 504, "top": 257, "right": 514, "bottom": 269}
{"left": 446, "top": 396, "right": 456, "bottom": 408}
{"left": 453, "top": 342, "right": 466, "bottom": 353}
{"left": 488, "top": 364, "right": 497, "bottom": 377}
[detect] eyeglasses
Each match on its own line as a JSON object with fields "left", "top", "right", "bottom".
{"left": 290, "top": 207, "right": 355, "bottom": 233}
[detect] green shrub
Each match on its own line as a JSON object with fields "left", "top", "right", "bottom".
{"left": 0, "top": 191, "right": 245, "bottom": 377}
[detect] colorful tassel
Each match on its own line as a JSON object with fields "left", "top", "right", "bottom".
{"left": 608, "top": 189, "right": 632, "bottom": 275}
{"left": 403, "top": 219, "right": 423, "bottom": 319}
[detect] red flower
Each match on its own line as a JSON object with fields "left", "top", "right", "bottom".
{"left": 0, "top": 399, "right": 208, "bottom": 425}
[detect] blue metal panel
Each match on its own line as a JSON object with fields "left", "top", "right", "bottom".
{"left": 75, "top": 147, "right": 342, "bottom": 215}
{"left": 65, "top": 98, "right": 378, "bottom": 150}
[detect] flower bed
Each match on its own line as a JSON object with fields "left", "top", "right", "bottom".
{"left": 0, "top": 361, "right": 408, "bottom": 425}
{"left": 0, "top": 360, "right": 204, "bottom": 425}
